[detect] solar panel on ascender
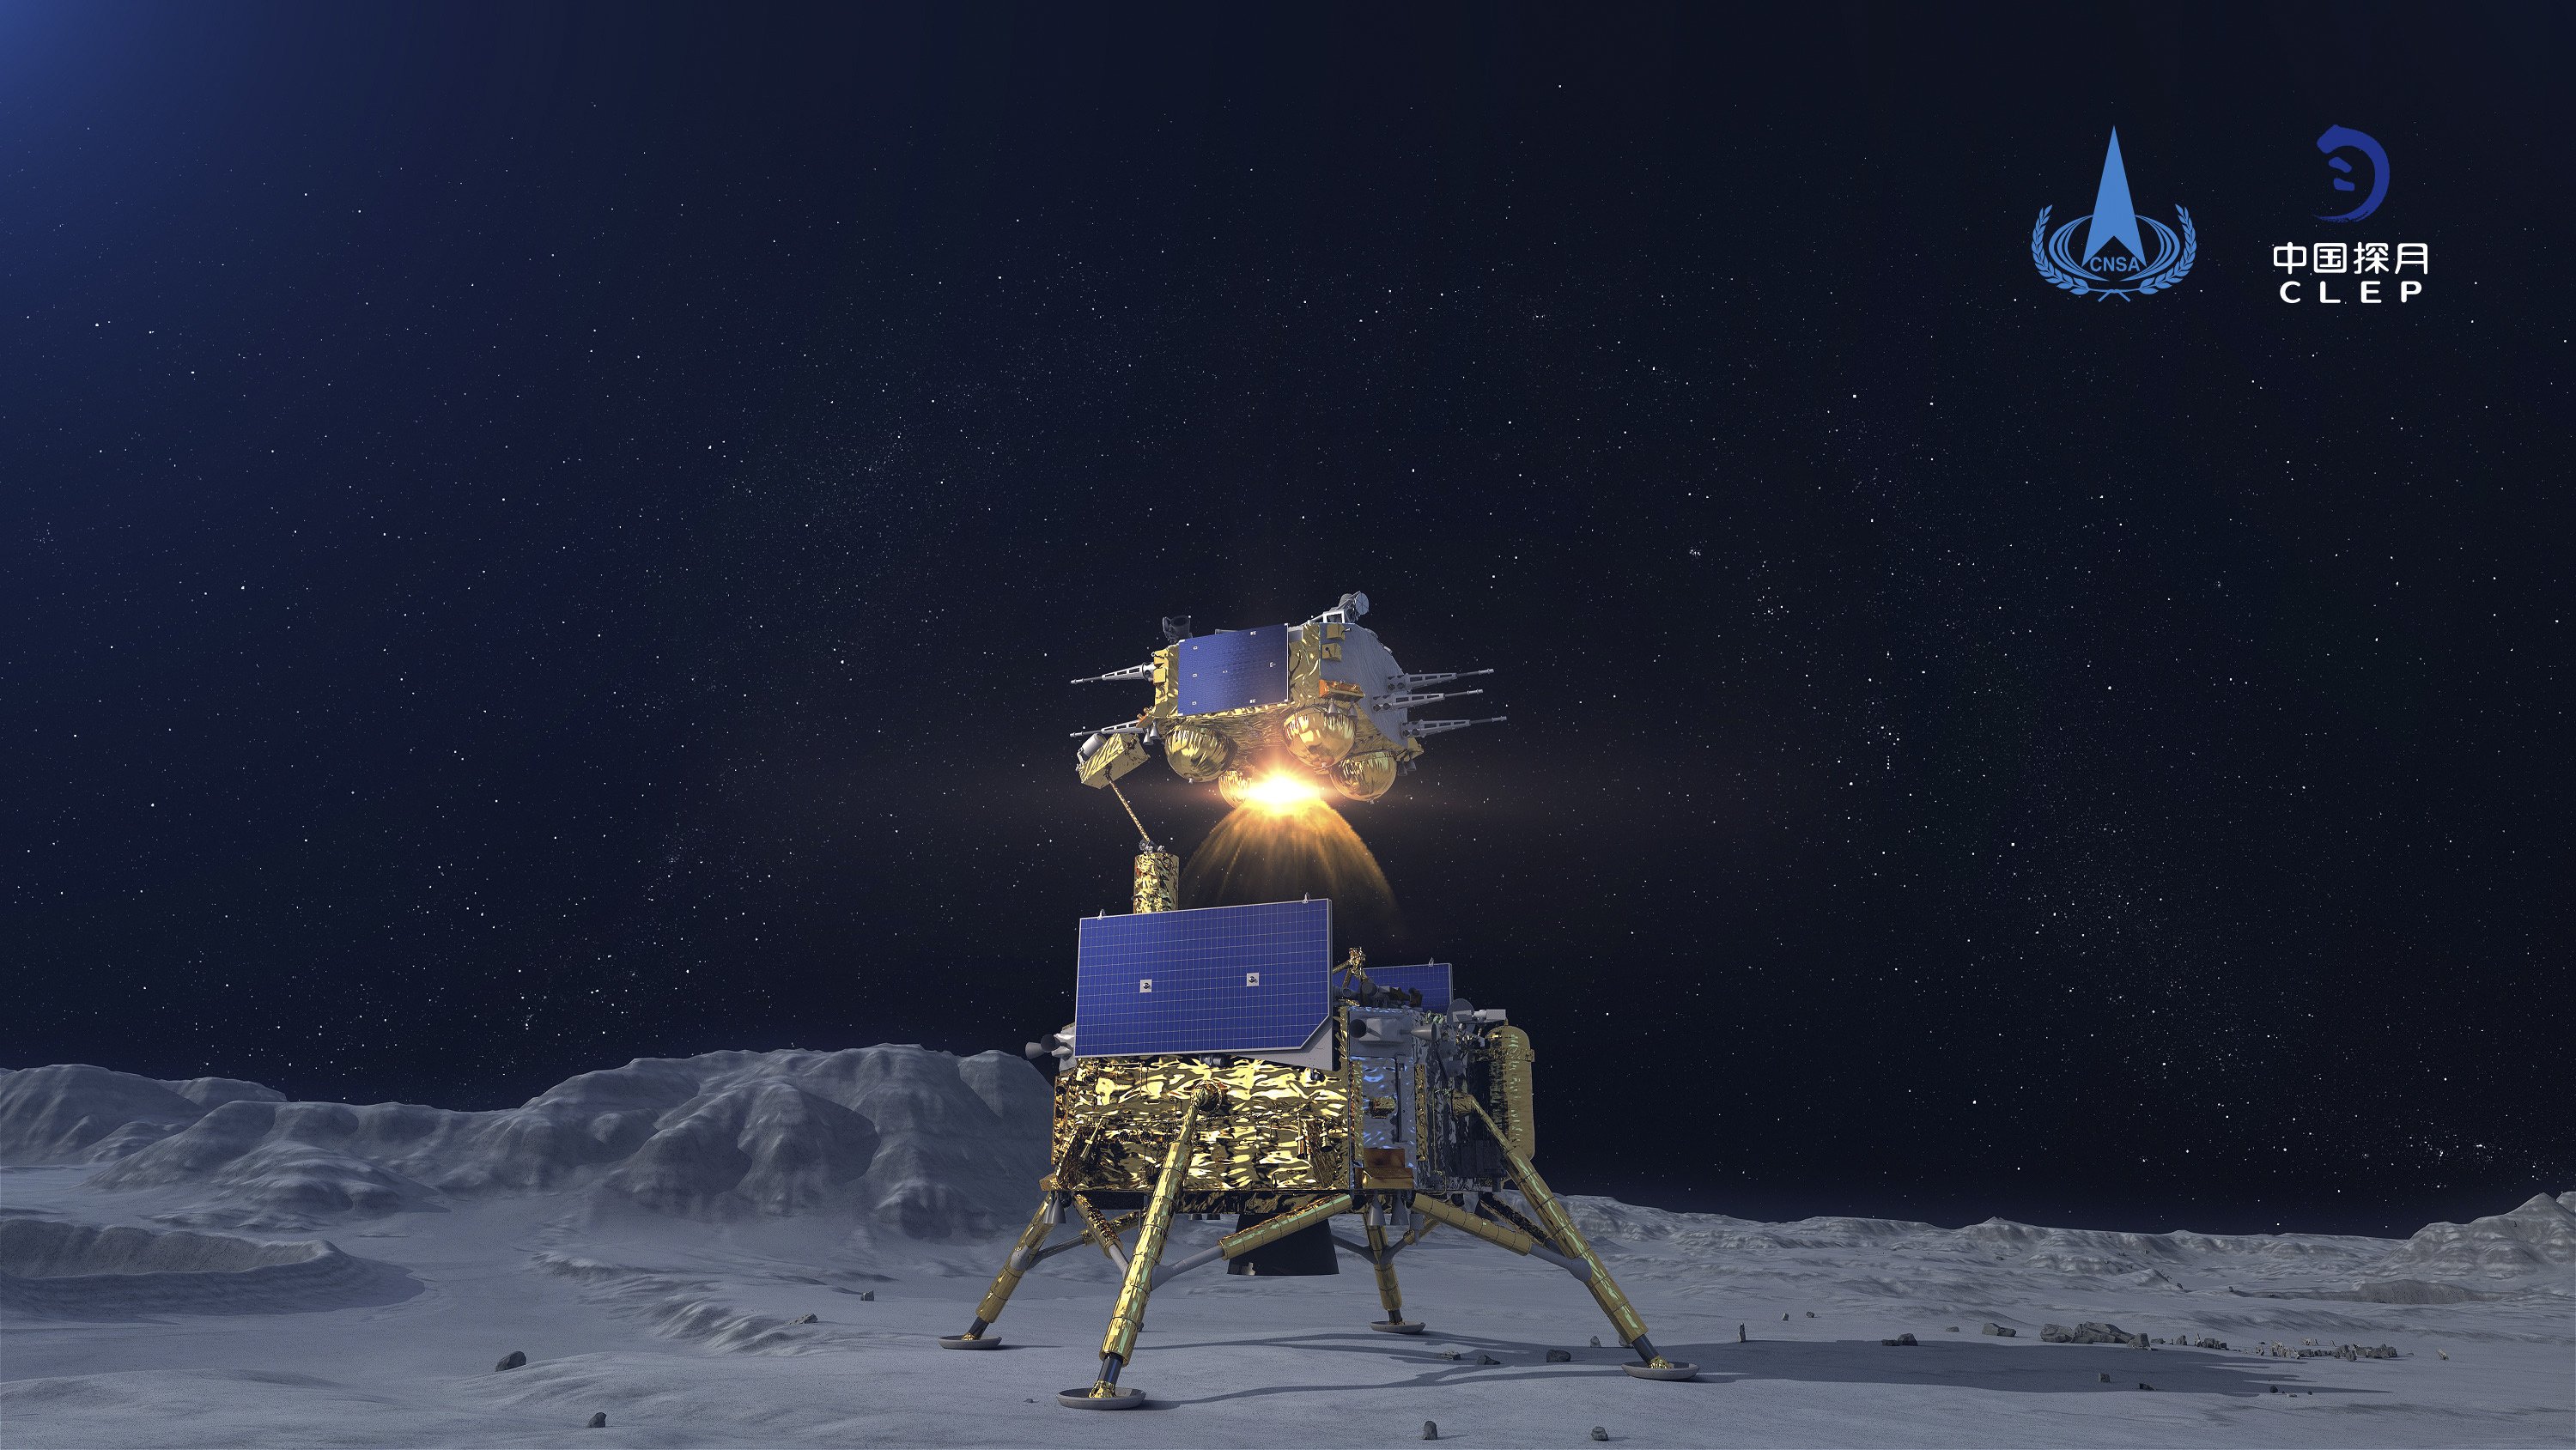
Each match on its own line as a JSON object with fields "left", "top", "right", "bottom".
{"left": 1073, "top": 900, "right": 1331, "bottom": 1058}
{"left": 1369, "top": 962, "right": 1452, "bottom": 1011}
{"left": 1174, "top": 627, "right": 1291, "bottom": 715}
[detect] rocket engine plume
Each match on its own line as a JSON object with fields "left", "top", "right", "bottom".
{"left": 1181, "top": 793, "right": 1395, "bottom": 924}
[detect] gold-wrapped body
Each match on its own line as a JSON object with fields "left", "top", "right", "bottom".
{"left": 1053, "top": 1056, "right": 1351, "bottom": 1199}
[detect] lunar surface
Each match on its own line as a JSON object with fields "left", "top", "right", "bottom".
{"left": 3, "top": 1051, "right": 2567, "bottom": 1447}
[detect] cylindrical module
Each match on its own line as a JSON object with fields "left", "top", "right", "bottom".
{"left": 1133, "top": 842, "right": 1180, "bottom": 913}
{"left": 1492, "top": 1026, "right": 1537, "bottom": 1162}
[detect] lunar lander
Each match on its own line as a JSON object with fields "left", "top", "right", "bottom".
{"left": 937, "top": 598, "right": 1693, "bottom": 1408}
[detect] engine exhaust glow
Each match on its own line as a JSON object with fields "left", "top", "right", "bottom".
{"left": 1237, "top": 773, "right": 1324, "bottom": 813}
{"left": 1182, "top": 791, "right": 1394, "bottom": 921}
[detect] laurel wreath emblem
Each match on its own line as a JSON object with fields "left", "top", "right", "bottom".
{"left": 2032, "top": 204, "right": 2195, "bottom": 300}
{"left": 2137, "top": 206, "right": 2196, "bottom": 294}
{"left": 2031, "top": 207, "right": 2090, "bottom": 294}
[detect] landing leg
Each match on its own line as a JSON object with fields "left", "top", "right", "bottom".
{"left": 1363, "top": 1220, "right": 1425, "bottom": 1334}
{"left": 1456, "top": 1095, "right": 1697, "bottom": 1380}
{"left": 1060, "top": 1090, "right": 1207, "bottom": 1409}
{"left": 939, "top": 1193, "right": 1059, "bottom": 1350}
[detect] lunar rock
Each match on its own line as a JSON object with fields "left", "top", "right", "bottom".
{"left": 1981, "top": 1322, "right": 2016, "bottom": 1336}
{"left": 2044, "top": 1321, "right": 2148, "bottom": 1348}
{"left": 586, "top": 1411, "right": 607, "bottom": 1427}
{"left": 1546, "top": 1348, "right": 1571, "bottom": 1362}
{"left": 494, "top": 1350, "right": 526, "bottom": 1372}
{"left": 1419, "top": 1422, "right": 1436, "bottom": 1441}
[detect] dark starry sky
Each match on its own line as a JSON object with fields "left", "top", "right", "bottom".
{"left": 4, "top": 3, "right": 2567, "bottom": 1236}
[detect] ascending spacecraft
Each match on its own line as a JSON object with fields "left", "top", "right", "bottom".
{"left": 1070, "top": 592, "right": 1502, "bottom": 804}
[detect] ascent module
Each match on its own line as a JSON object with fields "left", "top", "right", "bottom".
{"left": 1071, "top": 592, "right": 1502, "bottom": 804}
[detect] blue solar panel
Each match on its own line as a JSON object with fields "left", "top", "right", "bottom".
{"left": 1370, "top": 962, "right": 1452, "bottom": 1011}
{"left": 1175, "top": 627, "right": 1290, "bottom": 714}
{"left": 1074, "top": 900, "right": 1332, "bottom": 1058}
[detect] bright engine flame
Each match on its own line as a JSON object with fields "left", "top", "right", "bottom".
{"left": 1239, "top": 773, "right": 1324, "bottom": 813}
{"left": 1183, "top": 781, "right": 1396, "bottom": 925}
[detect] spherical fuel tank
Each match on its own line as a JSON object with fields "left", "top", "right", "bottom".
{"left": 1163, "top": 725, "right": 1232, "bottom": 782}
{"left": 1280, "top": 707, "right": 1356, "bottom": 769}
{"left": 1215, "top": 767, "right": 1255, "bottom": 809}
{"left": 1329, "top": 749, "right": 1397, "bottom": 802}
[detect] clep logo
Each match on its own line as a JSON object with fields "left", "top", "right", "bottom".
{"left": 2271, "top": 125, "right": 2427, "bottom": 305}
{"left": 2312, "top": 124, "right": 2389, "bottom": 222}
{"left": 2031, "top": 130, "right": 2196, "bottom": 300}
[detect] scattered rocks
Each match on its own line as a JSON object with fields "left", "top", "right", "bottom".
{"left": 2137, "top": 1382, "right": 2155, "bottom": 1391}
{"left": 1420, "top": 1422, "right": 1437, "bottom": 1441}
{"left": 1590, "top": 1429, "right": 1609, "bottom": 1442}
{"left": 1474, "top": 1352, "right": 1501, "bottom": 1367}
{"left": 1589, "top": 1335, "right": 1601, "bottom": 1346}
{"left": 1980, "top": 1322, "right": 2017, "bottom": 1337}
{"left": 1805, "top": 1311, "right": 1815, "bottom": 1318}
{"left": 2189, "top": 1335, "right": 2229, "bottom": 1350}
{"left": 1436, "top": 1347, "right": 1461, "bottom": 1361}
{"left": 2098, "top": 1372, "right": 2111, "bottom": 1383}
{"left": 792, "top": 1313, "right": 817, "bottom": 1325}
{"left": 1945, "top": 1326, "right": 1959, "bottom": 1332}
{"left": 1781, "top": 1313, "right": 1789, "bottom": 1321}
{"left": 586, "top": 1412, "right": 607, "bottom": 1429}
{"left": 1736, "top": 1324, "right": 1746, "bottom": 1343}
{"left": 2042, "top": 1321, "right": 2148, "bottom": 1348}
{"left": 858, "top": 1290, "right": 874, "bottom": 1301}
{"left": 2439, "top": 1350, "right": 2449, "bottom": 1360}
{"left": 1546, "top": 1349, "right": 1572, "bottom": 1362}
{"left": 494, "top": 1350, "right": 527, "bottom": 1373}
{"left": 2258, "top": 1338, "right": 2399, "bottom": 1361}
{"left": 1880, "top": 1333, "right": 1918, "bottom": 1347}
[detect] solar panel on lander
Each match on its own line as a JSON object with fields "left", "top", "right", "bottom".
{"left": 1366, "top": 962, "right": 1452, "bottom": 1011}
{"left": 1072, "top": 899, "right": 1331, "bottom": 1058}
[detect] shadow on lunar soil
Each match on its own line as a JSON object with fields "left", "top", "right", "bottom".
{"left": 1135, "top": 1331, "right": 2373, "bottom": 1405}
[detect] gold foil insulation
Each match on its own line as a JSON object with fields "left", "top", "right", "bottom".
{"left": 1132, "top": 845, "right": 1180, "bottom": 913}
{"left": 1053, "top": 1055, "right": 1352, "bottom": 1198}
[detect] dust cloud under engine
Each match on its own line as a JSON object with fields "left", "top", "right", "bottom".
{"left": 943, "top": 594, "right": 1695, "bottom": 1408}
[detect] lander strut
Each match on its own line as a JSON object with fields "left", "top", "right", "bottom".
{"left": 941, "top": 592, "right": 1691, "bottom": 1408}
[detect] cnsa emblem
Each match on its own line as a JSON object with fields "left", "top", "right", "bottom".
{"left": 2032, "top": 130, "right": 2196, "bottom": 300}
